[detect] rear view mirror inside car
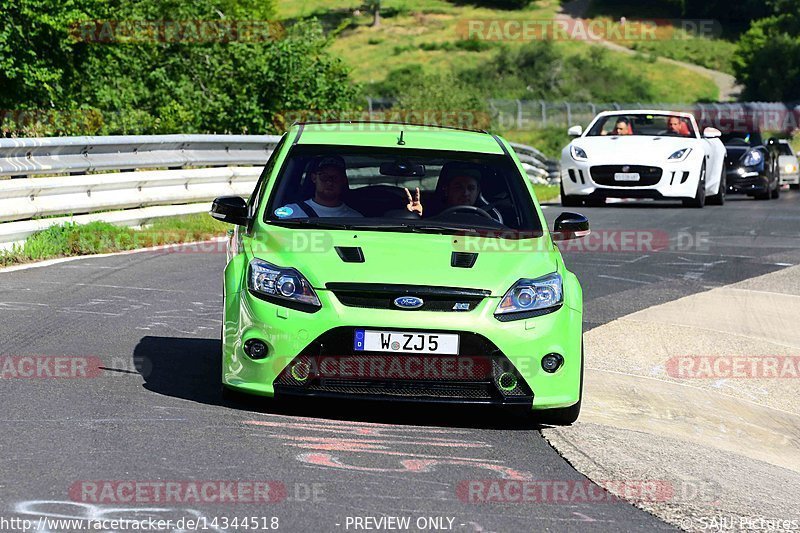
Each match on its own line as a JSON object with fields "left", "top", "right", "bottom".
{"left": 379, "top": 160, "right": 426, "bottom": 177}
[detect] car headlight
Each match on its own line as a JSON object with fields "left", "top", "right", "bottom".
{"left": 248, "top": 258, "right": 321, "bottom": 311}
{"left": 570, "top": 145, "right": 588, "bottom": 161}
{"left": 742, "top": 150, "right": 763, "bottom": 167}
{"left": 785, "top": 163, "right": 798, "bottom": 173}
{"left": 495, "top": 273, "right": 563, "bottom": 320}
{"left": 668, "top": 148, "right": 691, "bottom": 161}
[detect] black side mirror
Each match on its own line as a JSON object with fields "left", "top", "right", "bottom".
{"left": 552, "top": 212, "right": 590, "bottom": 241}
{"left": 210, "top": 196, "right": 248, "bottom": 226}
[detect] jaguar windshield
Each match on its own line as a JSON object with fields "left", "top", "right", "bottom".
{"left": 587, "top": 113, "right": 696, "bottom": 137}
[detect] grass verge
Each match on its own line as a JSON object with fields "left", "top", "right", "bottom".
{"left": 0, "top": 214, "right": 230, "bottom": 267}
{"left": 533, "top": 184, "right": 559, "bottom": 203}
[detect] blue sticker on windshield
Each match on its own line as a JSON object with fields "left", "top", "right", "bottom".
{"left": 274, "top": 206, "right": 293, "bottom": 218}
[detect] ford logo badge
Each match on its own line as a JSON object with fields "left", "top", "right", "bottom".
{"left": 394, "top": 296, "right": 423, "bottom": 309}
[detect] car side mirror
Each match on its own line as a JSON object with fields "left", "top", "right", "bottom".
{"left": 567, "top": 125, "right": 583, "bottom": 137}
{"left": 210, "top": 196, "right": 249, "bottom": 226}
{"left": 552, "top": 212, "right": 590, "bottom": 241}
{"left": 702, "top": 127, "right": 721, "bottom": 138}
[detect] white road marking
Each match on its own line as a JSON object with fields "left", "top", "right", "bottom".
{"left": 597, "top": 275, "right": 649, "bottom": 284}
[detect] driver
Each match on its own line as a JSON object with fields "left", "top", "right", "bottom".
{"left": 403, "top": 164, "right": 502, "bottom": 222}
{"left": 665, "top": 116, "right": 690, "bottom": 136}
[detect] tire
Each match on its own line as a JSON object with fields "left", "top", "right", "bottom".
{"left": 682, "top": 161, "right": 706, "bottom": 208}
{"left": 560, "top": 181, "right": 582, "bottom": 207}
{"left": 706, "top": 168, "right": 726, "bottom": 205}
{"left": 221, "top": 385, "right": 249, "bottom": 404}
{"left": 754, "top": 179, "right": 771, "bottom": 200}
{"left": 222, "top": 384, "right": 270, "bottom": 407}
{"left": 536, "top": 342, "right": 584, "bottom": 426}
{"left": 584, "top": 197, "right": 605, "bottom": 207}
{"left": 790, "top": 184, "right": 800, "bottom": 190}
{"left": 771, "top": 180, "right": 781, "bottom": 199}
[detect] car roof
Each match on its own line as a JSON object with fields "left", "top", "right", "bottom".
{"left": 287, "top": 122, "right": 505, "bottom": 155}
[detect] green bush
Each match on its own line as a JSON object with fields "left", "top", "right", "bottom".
{"left": 734, "top": 3, "right": 800, "bottom": 101}
{"left": 0, "top": 0, "right": 360, "bottom": 136}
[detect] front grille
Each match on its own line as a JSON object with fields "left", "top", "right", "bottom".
{"left": 308, "top": 380, "right": 495, "bottom": 399}
{"left": 326, "top": 283, "right": 489, "bottom": 312}
{"left": 273, "top": 327, "right": 533, "bottom": 405}
{"left": 590, "top": 165, "right": 663, "bottom": 186}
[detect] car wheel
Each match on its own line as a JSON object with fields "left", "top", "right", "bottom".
{"left": 221, "top": 385, "right": 267, "bottom": 407}
{"left": 560, "top": 181, "right": 582, "bottom": 207}
{"left": 706, "top": 168, "right": 726, "bottom": 205}
{"left": 790, "top": 184, "right": 799, "bottom": 190}
{"left": 771, "top": 180, "right": 781, "bottom": 199}
{"left": 536, "top": 342, "right": 584, "bottom": 426}
{"left": 755, "top": 178, "right": 771, "bottom": 200}
{"left": 682, "top": 161, "right": 706, "bottom": 208}
{"left": 584, "top": 197, "right": 605, "bottom": 207}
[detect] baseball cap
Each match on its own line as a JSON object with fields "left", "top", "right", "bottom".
{"left": 311, "top": 155, "right": 346, "bottom": 173}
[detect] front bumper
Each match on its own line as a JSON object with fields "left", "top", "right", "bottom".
{"left": 780, "top": 172, "right": 800, "bottom": 185}
{"left": 560, "top": 160, "right": 700, "bottom": 199}
{"left": 223, "top": 285, "right": 583, "bottom": 410}
{"left": 726, "top": 169, "right": 769, "bottom": 194}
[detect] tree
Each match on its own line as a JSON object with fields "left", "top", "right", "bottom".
{"left": 0, "top": 0, "right": 361, "bottom": 136}
{"left": 734, "top": 0, "right": 800, "bottom": 100}
{"left": 365, "top": 0, "right": 380, "bottom": 28}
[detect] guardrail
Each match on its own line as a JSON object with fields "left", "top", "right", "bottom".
{"left": 0, "top": 133, "right": 556, "bottom": 249}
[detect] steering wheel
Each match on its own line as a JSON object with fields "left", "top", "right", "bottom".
{"left": 436, "top": 205, "right": 494, "bottom": 220}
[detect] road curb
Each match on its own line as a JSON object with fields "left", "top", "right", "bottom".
{"left": 543, "top": 265, "right": 800, "bottom": 530}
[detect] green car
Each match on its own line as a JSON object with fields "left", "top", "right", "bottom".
{"left": 211, "top": 122, "right": 589, "bottom": 425}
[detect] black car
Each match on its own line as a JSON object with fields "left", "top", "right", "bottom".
{"left": 721, "top": 131, "right": 781, "bottom": 200}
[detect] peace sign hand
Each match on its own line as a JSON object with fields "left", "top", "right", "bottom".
{"left": 404, "top": 187, "right": 423, "bottom": 216}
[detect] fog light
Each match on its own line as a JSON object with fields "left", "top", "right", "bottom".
{"left": 291, "top": 361, "right": 310, "bottom": 382}
{"left": 244, "top": 339, "right": 268, "bottom": 359}
{"left": 541, "top": 353, "right": 564, "bottom": 373}
{"left": 497, "top": 372, "right": 518, "bottom": 391}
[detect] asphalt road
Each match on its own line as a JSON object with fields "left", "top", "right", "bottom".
{"left": 1, "top": 191, "right": 799, "bottom": 533}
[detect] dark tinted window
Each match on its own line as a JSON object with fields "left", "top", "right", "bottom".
{"left": 263, "top": 145, "right": 542, "bottom": 236}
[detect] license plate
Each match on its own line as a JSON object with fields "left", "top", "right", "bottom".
{"left": 354, "top": 329, "right": 459, "bottom": 355}
{"left": 614, "top": 172, "right": 640, "bottom": 181}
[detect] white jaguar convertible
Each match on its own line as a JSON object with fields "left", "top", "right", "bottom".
{"left": 560, "top": 110, "right": 726, "bottom": 208}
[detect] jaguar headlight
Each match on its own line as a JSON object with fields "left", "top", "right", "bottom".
{"left": 495, "top": 273, "right": 563, "bottom": 320}
{"left": 668, "top": 148, "right": 691, "bottom": 161}
{"left": 248, "top": 258, "right": 320, "bottom": 311}
{"left": 570, "top": 145, "right": 588, "bottom": 161}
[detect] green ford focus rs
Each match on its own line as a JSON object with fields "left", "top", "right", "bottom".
{"left": 211, "top": 122, "right": 589, "bottom": 425}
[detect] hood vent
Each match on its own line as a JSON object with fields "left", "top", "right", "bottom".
{"left": 335, "top": 246, "right": 365, "bottom": 263}
{"left": 451, "top": 252, "right": 478, "bottom": 268}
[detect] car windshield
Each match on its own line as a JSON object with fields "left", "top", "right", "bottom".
{"left": 720, "top": 131, "right": 763, "bottom": 146}
{"left": 263, "top": 145, "right": 542, "bottom": 237}
{"left": 778, "top": 143, "right": 794, "bottom": 156}
{"left": 586, "top": 114, "right": 696, "bottom": 137}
